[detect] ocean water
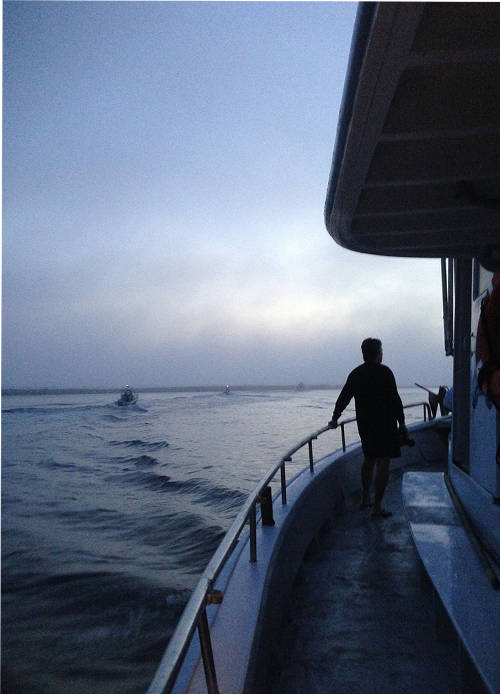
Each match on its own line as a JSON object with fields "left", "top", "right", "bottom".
{"left": 2, "top": 386, "right": 428, "bottom": 693}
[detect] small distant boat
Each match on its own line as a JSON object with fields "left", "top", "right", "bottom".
{"left": 116, "top": 386, "right": 138, "bottom": 406}
{"left": 224, "top": 385, "right": 231, "bottom": 394}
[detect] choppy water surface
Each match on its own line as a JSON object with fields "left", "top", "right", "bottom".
{"left": 2, "top": 387, "right": 427, "bottom": 693}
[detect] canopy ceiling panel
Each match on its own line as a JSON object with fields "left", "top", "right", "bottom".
{"left": 325, "top": 2, "right": 500, "bottom": 263}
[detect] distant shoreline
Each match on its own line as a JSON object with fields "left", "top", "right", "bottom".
{"left": 2, "top": 383, "right": 422, "bottom": 396}
{"left": 2, "top": 384, "right": 343, "bottom": 396}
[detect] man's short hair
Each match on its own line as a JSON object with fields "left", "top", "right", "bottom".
{"left": 361, "top": 338, "right": 382, "bottom": 362}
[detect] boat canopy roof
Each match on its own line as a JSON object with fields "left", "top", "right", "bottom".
{"left": 325, "top": 2, "right": 500, "bottom": 267}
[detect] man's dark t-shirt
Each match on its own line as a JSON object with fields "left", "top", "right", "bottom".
{"left": 333, "top": 362, "right": 405, "bottom": 459}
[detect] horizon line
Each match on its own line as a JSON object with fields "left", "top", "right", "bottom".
{"left": 2, "top": 384, "right": 339, "bottom": 395}
{"left": 2, "top": 382, "right": 422, "bottom": 395}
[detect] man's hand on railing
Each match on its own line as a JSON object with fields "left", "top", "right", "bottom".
{"left": 328, "top": 417, "right": 338, "bottom": 429}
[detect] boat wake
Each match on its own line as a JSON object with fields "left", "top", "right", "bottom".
{"left": 3, "top": 403, "right": 111, "bottom": 415}
{"left": 109, "top": 439, "right": 168, "bottom": 451}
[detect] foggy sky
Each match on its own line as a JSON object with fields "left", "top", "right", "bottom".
{"left": 3, "top": 2, "right": 453, "bottom": 390}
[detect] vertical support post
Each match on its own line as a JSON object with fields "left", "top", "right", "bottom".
{"left": 280, "top": 462, "right": 287, "bottom": 505}
{"left": 441, "top": 257, "right": 454, "bottom": 356}
{"left": 249, "top": 503, "right": 257, "bottom": 563}
{"left": 424, "top": 404, "right": 427, "bottom": 422}
{"left": 341, "top": 424, "right": 346, "bottom": 452}
{"left": 198, "top": 608, "right": 220, "bottom": 694}
{"left": 452, "top": 258, "right": 472, "bottom": 472}
{"left": 308, "top": 439, "right": 314, "bottom": 472}
{"left": 448, "top": 258, "right": 454, "bottom": 352}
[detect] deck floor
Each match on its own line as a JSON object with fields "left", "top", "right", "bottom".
{"left": 268, "top": 464, "right": 459, "bottom": 694}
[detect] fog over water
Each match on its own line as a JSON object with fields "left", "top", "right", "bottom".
{"left": 3, "top": 2, "right": 452, "bottom": 391}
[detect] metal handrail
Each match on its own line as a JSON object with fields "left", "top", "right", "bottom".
{"left": 147, "top": 400, "right": 432, "bottom": 694}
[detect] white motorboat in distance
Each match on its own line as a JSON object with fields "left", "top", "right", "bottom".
{"left": 115, "top": 386, "right": 138, "bottom": 406}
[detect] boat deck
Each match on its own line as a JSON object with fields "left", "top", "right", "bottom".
{"left": 268, "top": 463, "right": 459, "bottom": 693}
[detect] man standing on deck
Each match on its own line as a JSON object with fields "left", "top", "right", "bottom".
{"left": 328, "top": 338, "right": 407, "bottom": 518}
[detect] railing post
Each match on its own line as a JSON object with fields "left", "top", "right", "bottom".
{"left": 308, "top": 439, "right": 314, "bottom": 472}
{"left": 341, "top": 423, "right": 346, "bottom": 452}
{"left": 249, "top": 503, "right": 257, "bottom": 563}
{"left": 198, "top": 608, "right": 220, "bottom": 694}
{"left": 280, "top": 461, "right": 288, "bottom": 505}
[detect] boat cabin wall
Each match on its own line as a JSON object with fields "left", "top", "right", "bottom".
{"left": 469, "top": 262, "right": 499, "bottom": 497}
{"left": 449, "top": 260, "right": 500, "bottom": 560}
{"left": 451, "top": 260, "right": 499, "bottom": 497}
